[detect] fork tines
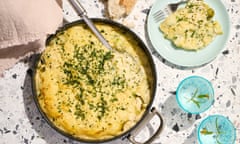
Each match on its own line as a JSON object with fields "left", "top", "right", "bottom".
{"left": 153, "top": 7, "right": 170, "bottom": 22}
{"left": 153, "top": 10, "right": 164, "bottom": 22}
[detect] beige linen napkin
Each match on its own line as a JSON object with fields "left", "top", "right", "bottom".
{"left": 0, "top": 0, "right": 63, "bottom": 76}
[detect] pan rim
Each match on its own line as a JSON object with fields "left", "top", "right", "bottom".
{"left": 32, "top": 18, "right": 158, "bottom": 143}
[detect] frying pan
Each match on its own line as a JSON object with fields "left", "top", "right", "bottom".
{"left": 32, "top": 2, "right": 164, "bottom": 143}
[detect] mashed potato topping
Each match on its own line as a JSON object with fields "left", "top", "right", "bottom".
{"left": 35, "top": 22, "right": 153, "bottom": 141}
{"left": 160, "top": 0, "right": 223, "bottom": 50}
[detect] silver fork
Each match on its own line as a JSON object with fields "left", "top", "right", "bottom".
{"left": 153, "top": 0, "right": 189, "bottom": 22}
{"left": 69, "top": 0, "right": 112, "bottom": 50}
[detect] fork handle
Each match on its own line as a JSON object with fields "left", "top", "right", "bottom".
{"left": 69, "top": 0, "right": 86, "bottom": 16}
{"left": 69, "top": 0, "right": 112, "bottom": 50}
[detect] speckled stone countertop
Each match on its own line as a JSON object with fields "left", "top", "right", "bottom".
{"left": 0, "top": 0, "right": 240, "bottom": 144}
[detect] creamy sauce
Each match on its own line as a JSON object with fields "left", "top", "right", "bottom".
{"left": 160, "top": 0, "right": 223, "bottom": 50}
{"left": 35, "top": 22, "right": 153, "bottom": 140}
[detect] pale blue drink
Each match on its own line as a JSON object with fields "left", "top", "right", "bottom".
{"left": 198, "top": 115, "right": 236, "bottom": 144}
{"left": 176, "top": 76, "right": 214, "bottom": 114}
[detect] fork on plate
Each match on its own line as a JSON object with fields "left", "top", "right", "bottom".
{"left": 153, "top": 0, "right": 189, "bottom": 22}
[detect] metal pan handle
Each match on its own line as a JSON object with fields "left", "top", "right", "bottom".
{"left": 128, "top": 107, "right": 164, "bottom": 144}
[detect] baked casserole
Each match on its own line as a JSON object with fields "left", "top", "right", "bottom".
{"left": 35, "top": 21, "right": 154, "bottom": 141}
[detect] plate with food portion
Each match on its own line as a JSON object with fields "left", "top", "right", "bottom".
{"left": 147, "top": 0, "right": 230, "bottom": 67}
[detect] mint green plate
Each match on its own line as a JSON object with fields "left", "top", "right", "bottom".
{"left": 147, "top": 0, "right": 230, "bottom": 67}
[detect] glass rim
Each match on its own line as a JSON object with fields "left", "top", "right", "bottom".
{"left": 197, "top": 114, "right": 236, "bottom": 144}
{"left": 176, "top": 75, "right": 214, "bottom": 114}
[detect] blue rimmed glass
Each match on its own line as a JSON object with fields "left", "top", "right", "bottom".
{"left": 176, "top": 76, "right": 214, "bottom": 114}
{"left": 197, "top": 115, "right": 236, "bottom": 144}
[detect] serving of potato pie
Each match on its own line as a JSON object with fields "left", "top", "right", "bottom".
{"left": 160, "top": 0, "right": 223, "bottom": 50}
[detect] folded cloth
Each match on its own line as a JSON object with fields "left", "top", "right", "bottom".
{"left": 0, "top": 0, "right": 63, "bottom": 76}
{"left": 0, "top": 39, "right": 44, "bottom": 75}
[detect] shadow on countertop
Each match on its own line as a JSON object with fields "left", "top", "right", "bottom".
{"left": 157, "top": 94, "right": 200, "bottom": 144}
